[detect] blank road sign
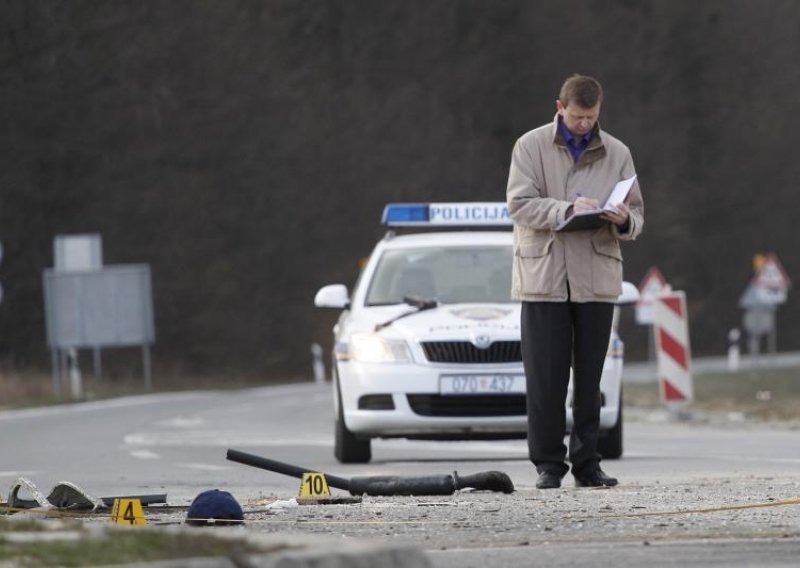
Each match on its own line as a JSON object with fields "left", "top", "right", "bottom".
{"left": 43, "top": 265, "right": 155, "bottom": 349}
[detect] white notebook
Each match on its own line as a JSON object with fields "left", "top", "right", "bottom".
{"left": 556, "top": 175, "right": 637, "bottom": 232}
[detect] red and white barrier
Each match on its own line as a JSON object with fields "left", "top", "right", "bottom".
{"left": 653, "top": 291, "right": 693, "bottom": 404}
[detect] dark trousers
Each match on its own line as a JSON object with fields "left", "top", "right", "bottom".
{"left": 521, "top": 300, "right": 614, "bottom": 477}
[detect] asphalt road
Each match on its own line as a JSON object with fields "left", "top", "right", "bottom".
{"left": 1, "top": 382, "right": 799, "bottom": 567}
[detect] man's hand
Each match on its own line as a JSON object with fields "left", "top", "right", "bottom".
{"left": 574, "top": 196, "right": 600, "bottom": 213}
{"left": 600, "top": 202, "right": 631, "bottom": 227}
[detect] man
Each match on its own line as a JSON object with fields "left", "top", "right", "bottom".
{"left": 506, "top": 74, "right": 643, "bottom": 489}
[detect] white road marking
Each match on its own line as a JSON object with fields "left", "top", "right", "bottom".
{"left": 156, "top": 417, "right": 206, "bottom": 428}
{"left": 124, "top": 431, "right": 332, "bottom": 447}
{"left": 625, "top": 451, "right": 800, "bottom": 465}
{"left": 179, "top": 463, "right": 232, "bottom": 471}
{"left": 0, "top": 471, "right": 37, "bottom": 478}
{"left": 380, "top": 439, "right": 528, "bottom": 454}
{"left": 129, "top": 449, "right": 160, "bottom": 460}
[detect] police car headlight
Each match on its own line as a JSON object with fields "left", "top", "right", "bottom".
{"left": 350, "top": 333, "right": 412, "bottom": 363}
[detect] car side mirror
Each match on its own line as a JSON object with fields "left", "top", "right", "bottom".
{"left": 314, "top": 284, "right": 350, "bottom": 309}
{"left": 616, "top": 281, "right": 639, "bottom": 305}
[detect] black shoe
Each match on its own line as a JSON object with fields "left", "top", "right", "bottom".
{"left": 536, "top": 471, "right": 562, "bottom": 489}
{"left": 574, "top": 469, "right": 618, "bottom": 488}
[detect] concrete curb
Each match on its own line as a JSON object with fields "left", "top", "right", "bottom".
{"left": 5, "top": 521, "right": 432, "bottom": 568}
{"left": 98, "top": 539, "right": 431, "bottom": 568}
{"left": 246, "top": 541, "right": 431, "bottom": 568}
{"left": 3, "top": 499, "right": 432, "bottom": 567}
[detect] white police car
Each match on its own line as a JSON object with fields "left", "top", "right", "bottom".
{"left": 315, "top": 203, "right": 638, "bottom": 463}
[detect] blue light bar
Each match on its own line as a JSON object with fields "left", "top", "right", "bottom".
{"left": 381, "top": 203, "right": 430, "bottom": 225}
{"left": 382, "top": 202, "right": 511, "bottom": 227}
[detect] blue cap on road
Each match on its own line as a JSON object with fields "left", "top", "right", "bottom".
{"left": 186, "top": 489, "right": 244, "bottom": 526}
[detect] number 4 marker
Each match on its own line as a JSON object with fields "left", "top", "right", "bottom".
{"left": 110, "top": 498, "right": 147, "bottom": 526}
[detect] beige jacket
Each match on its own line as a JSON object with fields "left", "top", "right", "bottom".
{"left": 506, "top": 116, "right": 644, "bottom": 303}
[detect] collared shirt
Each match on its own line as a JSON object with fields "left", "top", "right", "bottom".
{"left": 558, "top": 117, "right": 593, "bottom": 162}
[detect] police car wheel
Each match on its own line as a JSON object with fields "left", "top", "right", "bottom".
{"left": 334, "top": 369, "right": 372, "bottom": 464}
{"left": 597, "top": 392, "right": 623, "bottom": 459}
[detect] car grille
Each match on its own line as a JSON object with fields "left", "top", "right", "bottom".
{"left": 407, "top": 394, "right": 527, "bottom": 417}
{"left": 420, "top": 341, "right": 522, "bottom": 363}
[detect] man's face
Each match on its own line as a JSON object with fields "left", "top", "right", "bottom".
{"left": 556, "top": 100, "right": 601, "bottom": 137}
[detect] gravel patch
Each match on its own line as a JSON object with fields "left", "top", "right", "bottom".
{"left": 129, "top": 475, "right": 800, "bottom": 550}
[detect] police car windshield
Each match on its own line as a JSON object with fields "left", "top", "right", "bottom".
{"left": 365, "top": 246, "right": 513, "bottom": 306}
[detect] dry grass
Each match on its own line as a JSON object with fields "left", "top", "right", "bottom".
{"left": 0, "top": 370, "right": 59, "bottom": 409}
{"left": 624, "top": 366, "right": 800, "bottom": 421}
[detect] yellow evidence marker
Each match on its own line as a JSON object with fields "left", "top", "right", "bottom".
{"left": 299, "top": 472, "right": 331, "bottom": 497}
{"left": 110, "top": 498, "right": 147, "bottom": 526}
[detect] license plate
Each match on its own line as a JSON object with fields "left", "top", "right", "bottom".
{"left": 439, "top": 374, "right": 525, "bottom": 395}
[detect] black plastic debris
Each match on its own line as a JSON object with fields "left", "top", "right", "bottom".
{"left": 2, "top": 477, "right": 167, "bottom": 513}
{"left": 226, "top": 448, "right": 515, "bottom": 496}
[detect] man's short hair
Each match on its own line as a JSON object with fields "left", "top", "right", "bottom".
{"left": 559, "top": 75, "right": 603, "bottom": 108}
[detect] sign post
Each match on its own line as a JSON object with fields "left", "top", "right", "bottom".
{"left": 739, "top": 253, "right": 790, "bottom": 356}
